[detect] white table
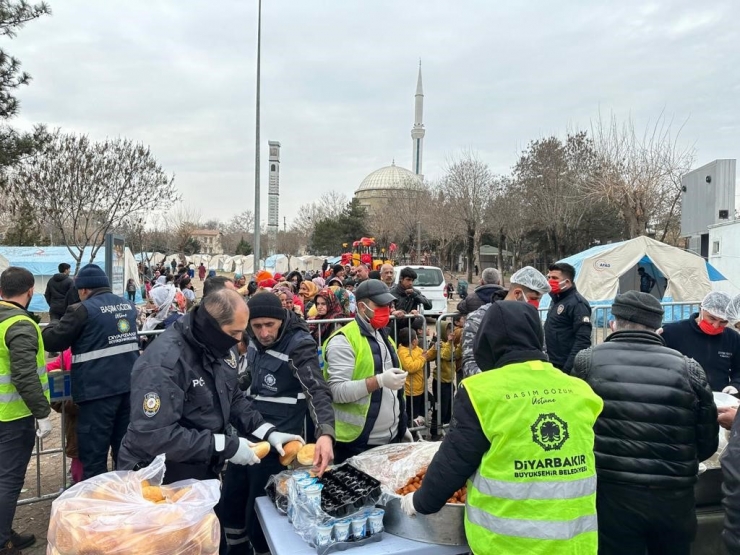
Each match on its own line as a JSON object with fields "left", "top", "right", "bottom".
{"left": 255, "top": 497, "right": 470, "bottom": 555}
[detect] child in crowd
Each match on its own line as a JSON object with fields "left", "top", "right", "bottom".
{"left": 427, "top": 322, "right": 462, "bottom": 434}
{"left": 397, "top": 328, "right": 435, "bottom": 425}
{"left": 46, "top": 349, "right": 83, "bottom": 484}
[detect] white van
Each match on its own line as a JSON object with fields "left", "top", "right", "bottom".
{"left": 392, "top": 265, "right": 448, "bottom": 316}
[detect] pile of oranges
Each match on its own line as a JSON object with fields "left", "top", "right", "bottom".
{"left": 395, "top": 469, "right": 466, "bottom": 504}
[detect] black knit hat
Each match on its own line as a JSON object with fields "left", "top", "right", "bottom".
{"left": 75, "top": 264, "right": 110, "bottom": 289}
{"left": 611, "top": 291, "right": 664, "bottom": 329}
{"left": 247, "top": 292, "right": 286, "bottom": 321}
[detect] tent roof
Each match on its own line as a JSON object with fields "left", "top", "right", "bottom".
{"left": 553, "top": 236, "right": 716, "bottom": 304}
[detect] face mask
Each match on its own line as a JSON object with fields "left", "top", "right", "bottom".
{"left": 362, "top": 303, "right": 391, "bottom": 329}
{"left": 528, "top": 299, "right": 540, "bottom": 309}
{"left": 548, "top": 279, "right": 567, "bottom": 294}
{"left": 699, "top": 318, "right": 725, "bottom": 336}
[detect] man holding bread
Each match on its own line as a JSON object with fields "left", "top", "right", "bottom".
{"left": 221, "top": 291, "right": 335, "bottom": 555}
{"left": 323, "top": 279, "right": 410, "bottom": 463}
{"left": 118, "top": 289, "right": 302, "bottom": 552}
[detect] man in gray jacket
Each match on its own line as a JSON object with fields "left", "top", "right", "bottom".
{"left": 460, "top": 266, "right": 549, "bottom": 378}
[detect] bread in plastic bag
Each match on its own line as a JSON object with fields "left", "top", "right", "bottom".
{"left": 347, "top": 443, "right": 441, "bottom": 503}
{"left": 46, "top": 454, "right": 221, "bottom": 555}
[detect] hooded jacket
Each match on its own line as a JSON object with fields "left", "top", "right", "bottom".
{"left": 414, "top": 301, "right": 551, "bottom": 514}
{"left": 247, "top": 310, "right": 335, "bottom": 440}
{"left": 473, "top": 301, "right": 548, "bottom": 372}
{"left": 460, "top": 288, "right": 509, "bottom": 377}
{"left": 456, "top": 283, "right": 505, "bottom": 315}
{"left": 44, "top": 272, "right": 73, "bottom": 315}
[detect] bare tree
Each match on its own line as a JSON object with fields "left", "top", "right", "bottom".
{"left": 167, "top": 204, "right": 202, "bottom": 254}
{"left": 291, "top": 191, "right": 349, "bottom": 248}
{"left": 6, "top": 131, "right": 178, "bottom": 272}
{"left": 440, "top": 150, "right": 496, "bottom": 282}
{"left": 589, "top": 112, "right": 695, "bottom": 238}
{"left": 376, "top": 178, "right": 431, "bottom": 262}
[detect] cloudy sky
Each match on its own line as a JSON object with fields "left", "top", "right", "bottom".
{"left": 10, "top": 0, "right": 740, "bottom": 225}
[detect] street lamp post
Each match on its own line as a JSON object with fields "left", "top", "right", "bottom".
{"left": 253, "top": 0, "right": 262, "bottom": 269}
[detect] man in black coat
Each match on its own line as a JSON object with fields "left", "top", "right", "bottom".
{"left": 573, "top": 291, "right": 718, "bottom": 555}
{"left": 389, "top": 266, "right": 432, "bottom": 335}
{"left": 455, "top": 267, "right": 504, "bottom": 316}
{"left": 544, "top": 262, "right": 592, "bottom": 373}
{"left": 662, "top": 291, "right": 740, "bottom": 393}
{"left": 43, "top": 263, "right": 73, "bottom": 321}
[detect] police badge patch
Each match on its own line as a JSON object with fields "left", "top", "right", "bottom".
{"left": 143, "top": 392, "right": 160, "bottom": 417}
{"left": 224, "top": 351, "right": 237, "bottom": 369}
{"left": 557, "top": 305, "right": 565, "bottom": 315}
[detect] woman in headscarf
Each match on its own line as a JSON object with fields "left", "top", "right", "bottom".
{"left": 277, "top": 287, "right": 302, "bottom": 317}
{"left": 312, "top": 276, "right": 326, "bottom": 289}
{"left": 308, "top": 288, "right": 344, "bottom": 345}
{"left": 141, "top": 280, "right": 184, "bottom": 348}
{"left": 330, "top": 285, "right": 353, "bottom": 317}
{"left": 298, "top": 280, "right": 319, "bottom": 317}
{"left": 285, "top": 270, "right": 303, "bottom": 291}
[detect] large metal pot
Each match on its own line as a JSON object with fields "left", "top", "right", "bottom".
{"left": 383, "top": 496, "right": 467, "bottom": 546}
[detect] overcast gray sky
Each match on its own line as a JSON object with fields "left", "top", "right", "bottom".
{"left": 10, "top": 0, "right": 740, "bottom": 225}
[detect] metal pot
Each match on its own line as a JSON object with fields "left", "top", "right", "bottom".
{"left": 383, "top": 496, "right": 467, "bottom": 546}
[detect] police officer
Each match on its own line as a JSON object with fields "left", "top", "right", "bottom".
{"left": 0, "top": 267, "right": 51, "bottom": 554}
{"left": 400, "top": 301, "right": 603, "bottom": 555}
{"left": 221, "top": 292, "right": 335, "bottom": 554}
{"left": 42, "top": 264, "right": 139, "bottom": 479}
{"left": 544, "top": 262, "right": 592, "bottom": 373}
{"left": 118, "top": 289, "right": 301, "bottom": 481}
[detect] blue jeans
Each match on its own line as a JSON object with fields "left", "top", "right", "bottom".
{"left": 0, "top": 416, "right": 36, "bottom": 545}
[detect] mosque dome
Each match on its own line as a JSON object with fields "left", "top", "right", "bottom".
{"left": 356, "top": 163, "right": 422, "bottom": 193}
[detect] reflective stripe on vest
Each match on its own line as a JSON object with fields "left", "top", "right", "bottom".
{"left": 252, "top": 393, "right": 306, "bottom": 405}
{"left": 463, "top": 359, "right": 603, "bottom": 555}
{"left": 0, "top": 313, "right": 49, "bottom": 422}
{"left": 466, "top": 505, "right": 598, "bottom": 541}
{"left": 471, "top": 471, "right": 597, "bottom": 500}
{"left": 322, "top": 321, "right": 376, "bottom": 443}
{"left": 71, "top": 342, "right": 139, "bottom": 364}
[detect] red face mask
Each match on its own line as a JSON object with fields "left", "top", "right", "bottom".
{"left": 548, "top": 279, "right": 562, "bottom": 294}
{"left": 367, "top": 305, "right": 391, "bottom": 329}
{"left": 699, "top": 318, "right": 725, "bottom": 336}
{"left": 528, "top": 299, "right": 540, "bottom": 309}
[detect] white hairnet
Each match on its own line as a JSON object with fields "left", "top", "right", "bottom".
{"left": 510, "top": 266, "right": 551, "bottom": 294}
{"left": 700, "top": 291, "right": 732, "bottom": 319}
{"left": 726, "top": 294, "right": 740, "bottom": 325}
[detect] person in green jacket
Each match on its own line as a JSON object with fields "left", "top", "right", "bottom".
{"left": 401, "top": 300, "right": 603, "bottom": 555}
{"left": 0, "top": 267, "right": 52, "bottom": 554}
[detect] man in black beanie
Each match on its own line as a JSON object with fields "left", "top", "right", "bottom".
{"left": 42, "top": 264, "right": 139, "bottom": 479}
{"left": 572, "top": 291, "right": 718, "bottom": 555}
{"left": 220, "top": 292, "right": 335, "bottom": 555}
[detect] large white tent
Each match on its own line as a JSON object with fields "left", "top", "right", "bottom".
{"left": 0, "top": 253, "right": 8, "bottom": 274}
{"left": 0, "top": 246, "right": 143, "bottom": 312}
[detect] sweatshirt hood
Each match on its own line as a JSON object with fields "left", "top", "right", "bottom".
{"left": 473, "top": 300, "right": 548, "bottom": 371}
{"left": 475, "top": 284, "right": 505, "bottom": 304}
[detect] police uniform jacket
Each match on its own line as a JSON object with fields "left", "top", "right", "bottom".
{"left": 42, "top": 288, "right": 139, "bottom": 402}
{"left": 544, "top": 285, "right": 592, "bottom": 373}
{"left": 118, "top": 311, "right": 275, "bottom": 479}
{"left": 247, "top": 310, "right": 335, "bottom": 440}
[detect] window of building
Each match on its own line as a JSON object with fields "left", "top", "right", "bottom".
{"left": 712, "top": 241, "right": 720, "bottom": 255}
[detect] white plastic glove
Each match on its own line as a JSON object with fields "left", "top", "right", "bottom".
{"left": 723, "top": 386, "right": 739, "bottom": 395}
{"left": 267, "top": 432, "right": 305, "bottom": 456}
{"left": 401, "top": 492, "right": 417, "bottom": 516}
{"left": 229, "top": 438, "right": 261, "bottom": 466}
{"left": 36, "top": 417, "right": 52, "bottom": 439}
{"left": 376, "top": 368, "right": 408, "bottom": 391}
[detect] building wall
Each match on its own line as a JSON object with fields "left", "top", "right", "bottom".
{"left": 708, "top": 220, "right": 740, "bottom": 295}
{"left": 681, "top": 159, "right": 736, "bottom": 238}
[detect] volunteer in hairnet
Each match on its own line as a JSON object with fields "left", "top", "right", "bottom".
{"left": 662, "top": 291, "right": 740, "bottom": 393}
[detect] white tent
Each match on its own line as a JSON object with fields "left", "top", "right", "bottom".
{"left": 209, "top": 255, "right": 229, "bottom": 271}
{"left": 0, "top": 253, "right": 8, "bottom": 274}
{"left": 540, "top": 236, "right": 722, "bottom": 313}
{"left": 264, "top": 254, "right": 290, "bottom": 275}
{"left": 299, "top": 256, "right": 326, "bottom": 272}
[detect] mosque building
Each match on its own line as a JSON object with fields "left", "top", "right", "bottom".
{"left": 354, "top": 63, "right": 426, "bottom": 214}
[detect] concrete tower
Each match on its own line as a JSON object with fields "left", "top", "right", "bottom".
{"left": 267, "top": 141, "right": 281, "bottom": 255}
{"left": 411, "top": 61, "right": 425, "bottom": 177}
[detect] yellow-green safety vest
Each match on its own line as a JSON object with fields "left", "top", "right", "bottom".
{"left": 0, "top": 312, "right": 49, "bottom": 422}
{"left": 463, "top": 359, "right": 603, "bottom": 555}
{"left": 323, "top": 320, "right": 397, "bottom": 443}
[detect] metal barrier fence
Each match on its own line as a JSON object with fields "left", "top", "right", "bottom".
{"left": 21, "top": 300, "right": 703, "bottom": 505}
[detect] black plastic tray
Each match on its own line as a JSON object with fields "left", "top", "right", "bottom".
{"left": 316, "top": 531, "right": 383, "bottom": 554}
{"left": 317, "top": 465, "right": 382, "bottom": 519}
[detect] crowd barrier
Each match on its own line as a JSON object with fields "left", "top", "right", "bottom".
{"left": 20, "top": 300, "right": 705, "bottom": 506}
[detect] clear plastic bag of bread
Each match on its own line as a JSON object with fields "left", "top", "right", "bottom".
{"left": 347, "top": 442, "right": 441, "bottom": 497}
{"left": 46, "top": 454, "right": 221, "bottom": 555}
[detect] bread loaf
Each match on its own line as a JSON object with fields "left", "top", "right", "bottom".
{"left": 251, "top": 441, "right": 271, "bottom": 459}
{"left": 278, "top": 440, "right": 303, "bottom": 466}
{"left": 296, "top": 443, "right": 315, "bottom": 466}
